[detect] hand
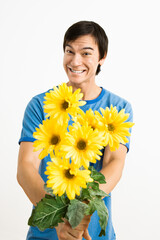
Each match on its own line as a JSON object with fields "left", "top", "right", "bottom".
{"left": 55, "top": 215, "right": 91, "bottom": 240}
{"left": 55, "top": 220, "right": 84, "bottom": 240}
{"left": 74, "top": 215, "right": 92, "bottom": 240}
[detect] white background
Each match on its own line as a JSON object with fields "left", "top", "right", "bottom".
{"left": 0, "top": 0, "right": 160, "bottom": 239}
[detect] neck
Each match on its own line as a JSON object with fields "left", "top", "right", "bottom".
{"left": 67, "top": 81, "right": 102, "bottom": 100}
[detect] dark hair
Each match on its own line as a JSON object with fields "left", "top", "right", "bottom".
{"left": 63, "top": 21, "right": 109, "bottom": 75}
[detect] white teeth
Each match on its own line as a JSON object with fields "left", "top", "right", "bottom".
{"left": 70, "top": 68, "right": 84, "bottom": 74}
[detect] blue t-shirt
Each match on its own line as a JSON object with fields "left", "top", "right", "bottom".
{"left": 19, "top": 87, "right": 133, "bottom": 240}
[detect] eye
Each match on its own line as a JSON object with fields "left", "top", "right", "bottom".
{"left": 83, "top": 52, "right": 91, "bottom": 56}
{"left": 66, "top": 50, "right": 73, "bottom": 54}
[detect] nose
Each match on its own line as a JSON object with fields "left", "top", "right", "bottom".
{"left": 70, "top": 54, "right": 82, "bottom": 67}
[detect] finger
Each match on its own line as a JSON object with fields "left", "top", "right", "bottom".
{"left": 68, "top": 229, "right": 84, "bottom": 239}
{"left": 66, "top": 231, "right": 83, "bottom": 240}
{"left": 58, "top": 227, "right": 82, "bottom": 240}
{"left": 59, "top": 231, "right": 80, "bottom": 240}
{"left": 75, "top": 216, "right": 91, "bottom": 231}
{"left": 63, "top": 218, "right": 70, "bottom": 225}
{"left": 80, "top": 215, "right": 92, "bottom": 224}
{"left": 83, "top": 229, "right": 92, "bottom": 240}
{"left": 82, "top": 215, "right": 91, "bottom": 220}
{"left": 63, "top": 218, "right": 84, "bottom": 239}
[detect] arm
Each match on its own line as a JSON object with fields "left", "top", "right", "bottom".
{"left": 17, "top": 142, "right": 91, "bottom": 240}
{"left": 99, "top": 144, "right": 127, "bottom": 194}
{"left": 17, "top": 142, "right": 46, "bottom": 206}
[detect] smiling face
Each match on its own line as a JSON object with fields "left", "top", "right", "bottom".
{"left": 63, "top": 34, "right": 106, "bottom": 86}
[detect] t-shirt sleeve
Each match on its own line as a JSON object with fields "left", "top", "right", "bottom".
{"left": 19, "top": 97, "right": 44, "bottom": 144}
{"left": 123, "top": 101, "right": 134, "bottom": 152}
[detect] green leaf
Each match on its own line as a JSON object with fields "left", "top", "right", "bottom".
{"left": 66, "top": 199, "right": 88, "bottom": 228}
{"left": 85, "top": 197, "right": 109, "bottom": 236}
{"left": 80, "top": 188, "right": 92, "bottom": 201}
{"left": 28, "top": 195, "right": 69, "bottom": 231}
{"left": 87, "top": 181, "right": 99, "bottom": 190}
{"left": 44, "top": 183, "right": 55, "bottom": 197}
{"left": 80, "top": 184, "right": 109, "bottom": 201}
{"left": 89, "top": 166, "right": 106, "bottom": 184}
{"left": 88, "top": 188, "right": 109, "bottom": 198}
{"left": 84, "top": 200, "right": 96, "bottom": 215}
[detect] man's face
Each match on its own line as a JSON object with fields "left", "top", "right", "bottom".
{"left": 63, "top": 34, "right": 104, "bottom": 85}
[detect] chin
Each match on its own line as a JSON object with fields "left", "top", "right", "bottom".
{"left": 68, "top": 79, "right": 85, "bottom": 86}
{"left": 67, "top": 75, "right": 84, "bottom": 84}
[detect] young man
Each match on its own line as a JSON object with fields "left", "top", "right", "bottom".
{"left": 17, "top": 21, "right": 133, "bottom": 240}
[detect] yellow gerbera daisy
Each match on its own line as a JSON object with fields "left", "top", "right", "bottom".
{"left": 72, "top": 108, "right": 102, "bottom": 131}
{"left": 45, "top": 156, "right": 93, "bottom": 200}
{"left": 33, "top": 118, "right": 67, "bottom": 159}
{"left": 95, "top": 105, "right": 134, "bottom": 151}
{"left": 61, "top": 122, "right": 105, "bottom": 169}
{"left": 43, "top": 83, "right": 86, "bottom": 124}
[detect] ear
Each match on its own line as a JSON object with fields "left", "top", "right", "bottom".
{"left": 98, "top": 53, "right": 107, "bottom": 66}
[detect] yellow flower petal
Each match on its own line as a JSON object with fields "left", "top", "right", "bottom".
{"left": 61, "top": 122, "right": 105, "bottom": 169}
{"left": 45, "top": 156, "right": 93, "bottom": 200}
{"left": 43, "top": 83, "right": 86, "bottom": 124}
{"left": 33, "top": 118, "right": 67, "bottom": 159}
{"left": 96, "top": 106, "right": 134, "bottom": 151}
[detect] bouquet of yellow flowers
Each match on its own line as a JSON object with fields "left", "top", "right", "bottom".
{"left": 28, "top": 83, "right": 134, "bottom": 237}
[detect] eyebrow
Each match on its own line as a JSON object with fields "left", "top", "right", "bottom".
{"left": 66, "top": 44, "right": 94, "bottom": 51}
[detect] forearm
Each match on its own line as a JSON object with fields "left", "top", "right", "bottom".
{"left": 99, "top": 158, "right": 124, "bottom": 194}
{"left": 17, "top": 161, "right": 46, "bottom": 206}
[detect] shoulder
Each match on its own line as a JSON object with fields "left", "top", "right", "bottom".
{"left": 26, "top": 88, "right": 52, "bottom": 112}
{"left": 30, "top": 88, "right": 52, "bottom": 107}
{"left": 24, "top": 88, "right": 52, "bottom": 121}
{"left": 102, "top": 88, "right": 133, "bottom": 114}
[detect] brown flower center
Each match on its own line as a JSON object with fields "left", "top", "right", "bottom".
{"left": 91, "top": 125, "right": 95, "bottom": 130}
{"left": 77, "top": 140, "right": 86, "bottom": 150}
{"left": 64, "top": 169, "right": 75, "bottom": 179}
{"left": 62, "top": 101, "right": 69, "bottom": 110}
{"left": 108, "top": 124, "right": 115, "bottom": 132}
{"left": 50, "top": 135, "right": 60, "bottom": 145}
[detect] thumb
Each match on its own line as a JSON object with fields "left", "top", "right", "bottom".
{"left": 83, "top": 229, "right": 92, "bottom": 240}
